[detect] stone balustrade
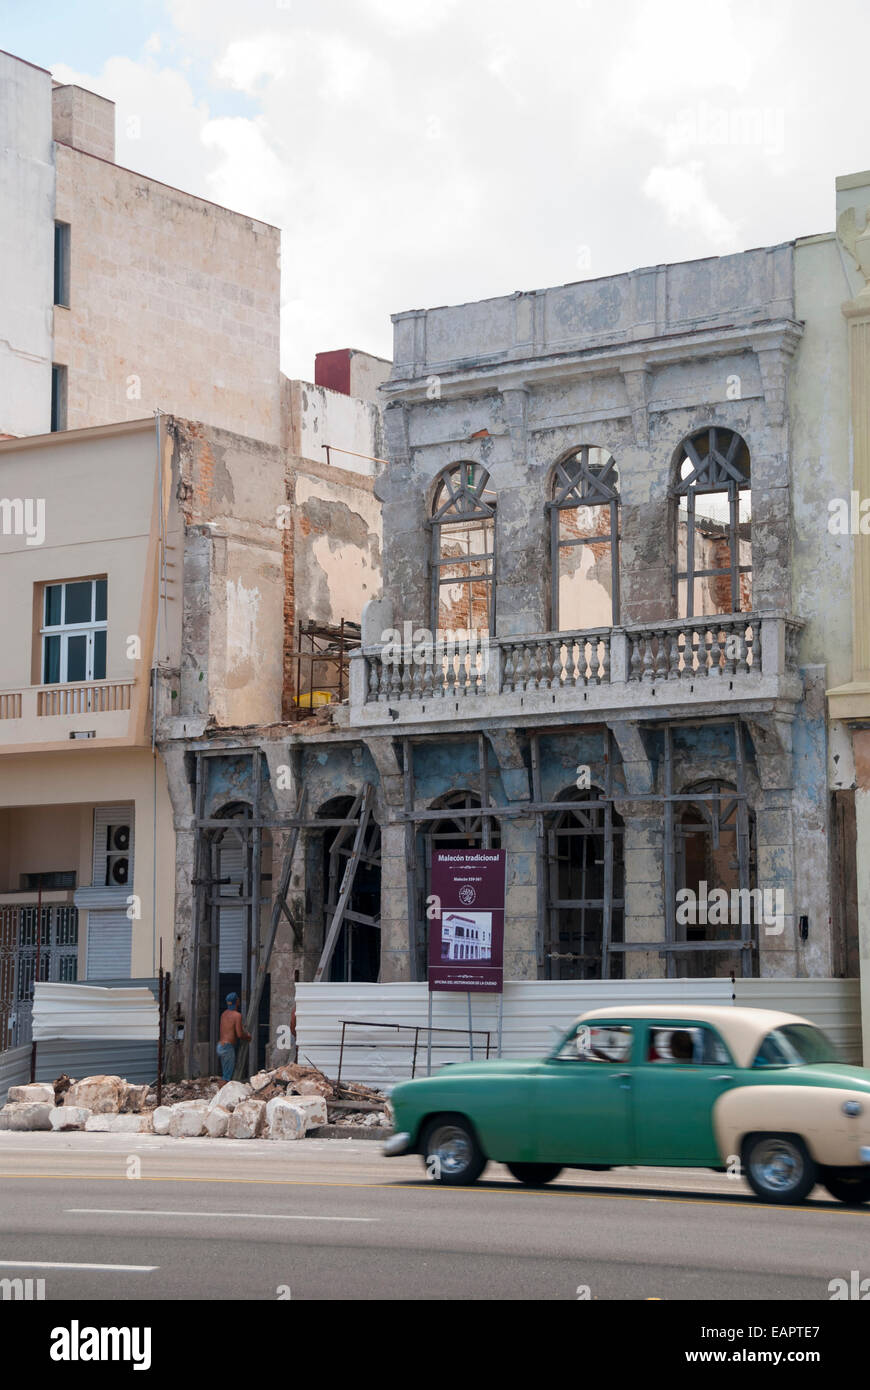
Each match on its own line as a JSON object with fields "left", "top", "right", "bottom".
{"left": 348, "top": 611, "right": 804, "bottom": 727}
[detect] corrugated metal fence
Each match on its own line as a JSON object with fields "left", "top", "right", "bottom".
{"left": 0, "top": 979, "right": 161, "bottom": 1095}
{"left": 295, "top": 978, "right": 862, "bottom": 1086}
{"left": 0, "top": 1044, "right": 31, "bottom": 1104}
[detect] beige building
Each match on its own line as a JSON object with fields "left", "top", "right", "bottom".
{"left": 0, "top": 49, "right": 281, "bottom": 444}
{"left": 0, "top": 420, "right": 178, "bottom": 1045}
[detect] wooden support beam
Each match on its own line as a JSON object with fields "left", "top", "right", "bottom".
{"left": 233, "top": 785, "right": 307, "bottom": 1080}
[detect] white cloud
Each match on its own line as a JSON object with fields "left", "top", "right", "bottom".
{"left": 47, "top": 0, "right": 870, "bottom": 377}
{"left": 643, "top": 162, "right": 739, "bottom": 249}
{"left": 214, "top": 37, "right": 287, "bottom": 93}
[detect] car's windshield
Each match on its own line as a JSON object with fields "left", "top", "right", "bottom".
{"left": 752, "top": 1024, "right": 839, "bottom": 1067}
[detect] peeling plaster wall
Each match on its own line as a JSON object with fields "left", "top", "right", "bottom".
{"left": 170, "top": 417, "right": 285, "bottom": 729}
{"left": 280, "top": 375, "right": 384, "bottom": 712}
{"left": 792, "top": 234, "right": 853, "bottom": 692}
{"left": 292, "top": 472, "right": 381, "bottom": 628}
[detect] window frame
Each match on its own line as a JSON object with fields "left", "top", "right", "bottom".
{"left": 673, "top": 427, "right": 751, "bottom": 619}
{"left": 644, "top": 1022, "right": 735, "bottom": 1066}
{"left": 550, "top": 1019, "right": 635, "bottom": 1063}
{"left": 54, "top": 221, "right": 71, "bottom": 308}
{"left": 549, "top": 446, "right": 620, "bottom": 632}
{"left": 40, "top": 577, "right": 108, "bottom": 685}
{"left": 428, "top": 463, "right": 497, "bottom": 635}
{"left": 50, "top": 364, "right": 67, "bottom": 432}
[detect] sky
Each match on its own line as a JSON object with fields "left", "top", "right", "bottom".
{"left": 4, "top": 0, "right": 870, "bottom": 380}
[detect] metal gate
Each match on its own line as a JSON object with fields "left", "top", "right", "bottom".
{"left": 0, "top": 904, "right": 79, "bottom": 1050}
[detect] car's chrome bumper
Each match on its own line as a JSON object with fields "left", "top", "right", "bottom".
{"left": 383, "top": 1131, "right": 412, "bottom": 1157}
{"left": 859, "top": 1146, "right": 870, "bottom": 1164}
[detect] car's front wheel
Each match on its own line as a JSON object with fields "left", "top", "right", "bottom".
{"left": 505, "top": 1162, "right": 563, "bottom": 1186}
{"left": 421, "top": 1115, "right": 487, "bottom": 1186}
{"left": 822, "top": 1170, "right": 870, "bottom": 1205}
{"left": 743, "top": 1133, "right": 817, "bottom": 1204}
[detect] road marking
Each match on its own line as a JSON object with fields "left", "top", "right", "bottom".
{"left": 0, "top": 1170, "right": 859, "bottom": 1214}
{"left": 67, "top": 1208, "right": 375, "bottom": 1223}
{"left": 0, "top": 1259, "right": 157, "bottom": 1272}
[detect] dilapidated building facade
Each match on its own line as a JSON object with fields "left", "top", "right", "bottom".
{"left": 166, "top": 171, "right": 865, "bottom": 1078}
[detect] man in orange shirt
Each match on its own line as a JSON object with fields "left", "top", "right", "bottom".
{"left": 217, "top": 992, "right": 251, "bottom": 1080}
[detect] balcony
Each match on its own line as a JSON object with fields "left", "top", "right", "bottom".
{"left": 0, "top": 679, "right": 137, "bottom": 748}
{"left": 347, "top": 612, "right": 804, "bottom": 729}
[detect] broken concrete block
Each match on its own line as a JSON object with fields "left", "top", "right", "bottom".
{"left": 249, "top": 1070, "right": 273, "bottom": 1093}
{"left": 49, "top": 1106, "right": 92, "bottom": 1131}
{"left": 8, "top": 1083, "right": 55, "bottom": 1105}
{"left": 85, "top": 1113, "right": 153, "bottom": 1133}
{"left": 227, "top": 1098, "right": 266, "bottom": 1139}
{"left": 0, "top": 1101, "right": 53, "bottom": 1131}
{"left": 168, "top": 1102, "right": 207, "bottom": 1138}
{"left": 296, "top": 1078, "right": 332, "bottom": 1098}
{"left": 292, "top": 1095, "right": 328, "bottom": 1125}
{"left": 266, "top": 1095, "right": 327, "bottom": 1140}
{"left": 152, "top": 1106, "right": 173, "bottom": 1135}
{"left": 120, "top": 1083, "right": 150, "bottom": 1113}
{"left": 203, "top": 1105, "right": 230, "bottom": 1138}
{"left": 66, "top": 1075, "right": 125, "bottom": 1114}
{"left": 265, "top": 1097, "right": 306, "bottom": 1140}
{"left": 209, "top": 1080, "right": 250, "bottom": 1113}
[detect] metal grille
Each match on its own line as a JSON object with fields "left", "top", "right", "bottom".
{"left": 0, "top": 905, "right": 79, "bottom": 1050}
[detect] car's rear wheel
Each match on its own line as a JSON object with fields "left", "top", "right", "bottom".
{"left": 505, "top": 1162, "right": 563, "bottom": 1186}
{"left": 421, "top": 1115, "right": 487, "bottom": 1186}
{"left": 822, "top": 1170, "right": 870, "bottom": 1205}
{"left": 743, "top": 1133, "right": 817, "bottom": 1204}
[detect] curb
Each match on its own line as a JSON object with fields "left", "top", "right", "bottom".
{"left": 308, "top": 1126, "right": 393, "bottom": 1141}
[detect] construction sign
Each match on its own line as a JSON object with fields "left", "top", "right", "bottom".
{"left": 428, "top": 849, "right": 506, "bottom": 993}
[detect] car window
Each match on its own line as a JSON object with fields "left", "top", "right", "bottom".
{"left": 647, "top": 1026, "right": 731, "bottom": 1065}
{"left": 557, "top": 1024, "right": 633, "bottom": 1063}
{"left": 752, "top": 1024, "right": 839, "bottom": 1068}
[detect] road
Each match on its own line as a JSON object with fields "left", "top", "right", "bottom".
{"left": 0, "top": 1132, "right": 865, "bottom": 1300}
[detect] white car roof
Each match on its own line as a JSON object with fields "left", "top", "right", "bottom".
{"left": 575, "top": 1004, "right": 813, "bottom": 1070}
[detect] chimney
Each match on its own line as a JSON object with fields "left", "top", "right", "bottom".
{"left": 52, "top": 83, "right": 115, "bottom": 162}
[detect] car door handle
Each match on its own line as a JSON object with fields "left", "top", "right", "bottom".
{"left": 614, "top": 1072, "right": 632, "bottom": 1089}
{"left": 713, "top": 1074, "right": 732, "bottom": 1082}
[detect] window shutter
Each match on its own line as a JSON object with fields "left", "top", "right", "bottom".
{"left": 217, "top": 841, "right": 245, "bottom": 973}
{"left": 86, "top": 910, "right": 132, "bottom": 979}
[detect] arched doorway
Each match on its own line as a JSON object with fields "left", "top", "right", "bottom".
{"left": 675, "top": 780, "right": 757, "bottom": 976}
{"left": 316, "top": 795, "right": 381, "bottom": 982}
{"left": 543, "top": 788, "right": 624, "bottom": 979}
{"left": 205, "top": 801, "right": 272, "bottom": 1069}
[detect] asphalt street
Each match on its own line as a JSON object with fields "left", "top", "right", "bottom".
{"left": 0, "top": 1132, "right": 866, "bottom": 1300}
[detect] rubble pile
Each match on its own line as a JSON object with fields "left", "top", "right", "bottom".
{"left": 0, "top": 1064, "right": 392, "bottom": 1139}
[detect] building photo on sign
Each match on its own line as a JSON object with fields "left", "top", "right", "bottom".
{"left": 441, "top": 911, "right": 493, "bottom": 963}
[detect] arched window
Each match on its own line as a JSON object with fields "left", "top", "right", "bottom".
{"left": 430, "top": 463, "right": 496, "bottom": 635}
{"left": 549, "top": 446, "right": 619, "bottom": 631}
{"left": 673, "top": 427, "right": 751, "bottom": 618}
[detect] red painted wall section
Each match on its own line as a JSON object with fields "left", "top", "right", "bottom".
{"left": 314, "top": 349, "right": 352, "bottom": 395}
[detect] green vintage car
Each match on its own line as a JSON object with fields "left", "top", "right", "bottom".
{"left": 384, "top": 1005, "right": 870, "bottom": 1204}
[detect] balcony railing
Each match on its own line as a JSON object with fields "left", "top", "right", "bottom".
{"left": 36, "top": 680, "right": 134, "bottom": 716}
{"left": 349, "top": 612, "right": 804, "bottom": 726}
{"left": 0, "top": 680, "right": 136, "bottom": 740}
